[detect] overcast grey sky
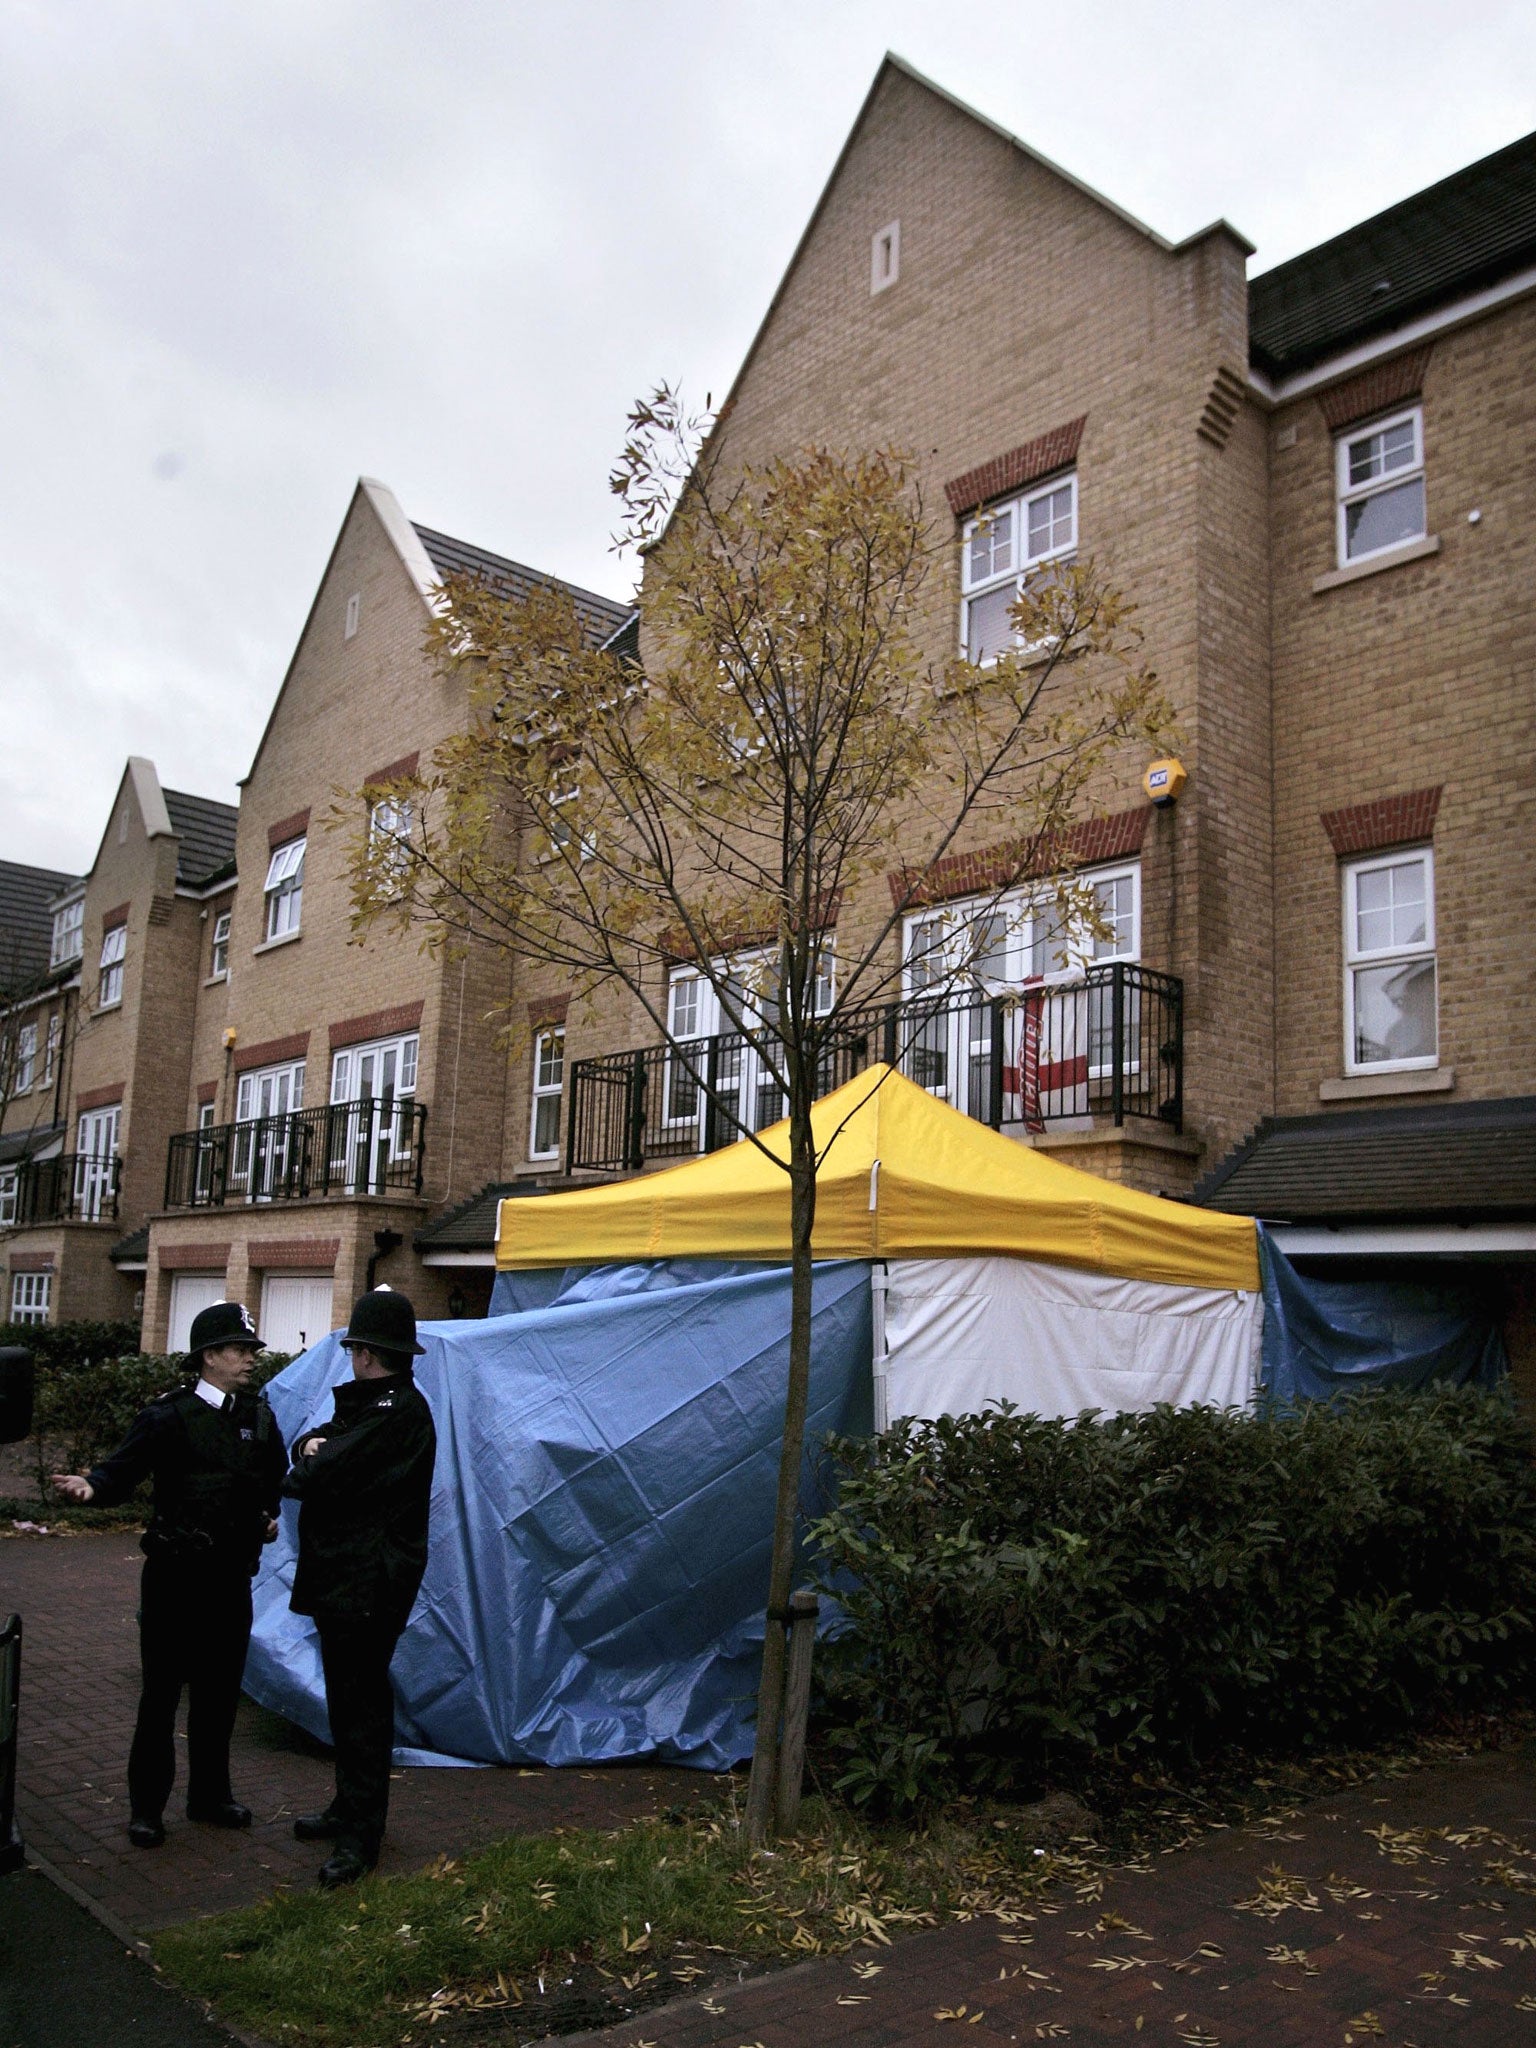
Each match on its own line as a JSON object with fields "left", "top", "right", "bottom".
{"left": 3, "top": 0, "right": 1533, "bottom": 874}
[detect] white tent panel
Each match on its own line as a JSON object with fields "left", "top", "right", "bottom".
{"left": 883, "top": 1255, "right": 1262, "bottom": 1423}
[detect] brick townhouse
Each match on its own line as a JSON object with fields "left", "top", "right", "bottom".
{"left": 137, "top": 478, "right": 629, "bottom": 1354}
{"left": 0, "top": 761, "right": 237, "bottom": 1326}
{"left": 483, "top": 58, "right": 1533, "bottom": 1394}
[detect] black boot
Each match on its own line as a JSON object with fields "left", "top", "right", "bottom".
{"left": 187, "top": 1800, "right": 252, "bottom": 1828}
{"left": 293, "top": 1808, "right": 343, "bottom": 1842}
{"left": 127, "top": 1816, "right": 165, "bottom": 1849}
{"left": 317, "top": 1846, "right": 375, "bottom": 1888}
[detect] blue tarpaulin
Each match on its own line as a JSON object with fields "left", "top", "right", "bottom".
{"left": 1257, "top": 1226, "right": 1507, "bottom": 1407}
{"left": 245, "top": 1260, "right": 871, "bottom": 1770}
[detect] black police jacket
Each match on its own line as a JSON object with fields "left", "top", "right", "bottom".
{"left": 282, "top": 1373, "right": 436, "bottom": 1626}
{"left": 86, "top": 1385, "right": 287, "bottom": 1574}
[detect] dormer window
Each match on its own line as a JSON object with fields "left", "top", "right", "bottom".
{"left": 263, "top": 837, "right": 305, "bottom": 941}
{"left": 50, "top": 896, "right": 83, "bottom": 968}
{"left": 960, "top": 474, "right": 1077, "bottom": 663}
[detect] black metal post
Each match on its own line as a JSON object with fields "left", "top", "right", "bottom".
{"left": 1111, "top": 963, "right": 1126, "bottom": 1127}
{"left": 626, "top": 1052, "right": 647, "bottom": 1171}
{"left": 0, "top": 1613, "right": 22, "bottom": 1875}
{"left": 988, "top": 998, "right": 1006, "bottom": 1129}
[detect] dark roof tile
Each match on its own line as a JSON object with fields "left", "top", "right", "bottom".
{"left": 415, "top": 1181, "right": 527, "bottom": 1253}
{"left": 163, "top": 788, "right": 238, "bottom": 887}
{"left": 1195, "top": 1095, "right": 1536, "bottom": 1222}
{"left": 1249, "top": 128, "right": 1536, "bottom": 379}
{"left": 413, "top": 526, "right": 632, "bottom": 648}
{"left": 0, "top": 859, "right": 83, "bottom": 994}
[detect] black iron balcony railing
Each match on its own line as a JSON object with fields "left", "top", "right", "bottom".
{"left": 5, "top": 1152, "right": 122, "bottom": 1225}
{"left": 164, "top": 1098, "right": 427, "bottom": 1210}
{"left": 566, "top": 962, "right": 1182, "bottom": 1175}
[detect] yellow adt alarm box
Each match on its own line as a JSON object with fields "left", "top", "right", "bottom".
{"left": 1143, "top": 757, "right": 1187, "bottom": 807}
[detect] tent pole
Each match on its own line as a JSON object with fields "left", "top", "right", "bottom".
{"left": 871, "top": 1260, "right": 888, "bottom": 1433}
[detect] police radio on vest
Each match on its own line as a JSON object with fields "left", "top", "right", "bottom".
{"left": 1143, "top": 758, "right": 1187, "bottom": 808}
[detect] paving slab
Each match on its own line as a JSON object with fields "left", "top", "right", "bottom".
{"left": 0, "top": 1531, "right": 726, "bottom": 1935}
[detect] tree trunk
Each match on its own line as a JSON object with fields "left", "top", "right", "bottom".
{"left": 743, "top": 1067, "right": 818, "bottom": 1845}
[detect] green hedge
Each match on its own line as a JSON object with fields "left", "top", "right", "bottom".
{"left": 9, "top": 1327, "right": 291, "bottom": 1505}
{"left": 810, "top": 1389, "right": 1536, "bottom": 1811}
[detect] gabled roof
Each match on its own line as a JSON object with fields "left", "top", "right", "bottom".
{"left": 163, "top": 788, "right": 238, "bottom": 888}
{"left": 1249, "top": 127, "right": 1536, "bottom": 379}
{"left": 414, "top": 525, "right": 633, "bottom": 647}
{"left": 0, "top": 859, "right": 82, "bottom": 994}
{"left": 1195, "top": 1096, "right": 1536, "bottom": 1224}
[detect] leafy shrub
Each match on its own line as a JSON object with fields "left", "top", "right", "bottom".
{"left": 16, "top": 1334, "right": 291, "bottom": 1504}
{"left": 810, "top": 1389, "right": 1536, "bottom": 1811}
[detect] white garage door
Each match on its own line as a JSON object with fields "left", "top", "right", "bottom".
{"left": 260, "top": 1274, "right": 335, "bottom": 1356}
{"left": 168, "top": 1274, "right": 230, "bottom": 1354}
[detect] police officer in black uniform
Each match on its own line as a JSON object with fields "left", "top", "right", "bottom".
{"left": 51, "top": 1301, "right": 286, "bottom": 1848}
{"left": 283, "top": 1287, "right": 436, "bottom": 1888}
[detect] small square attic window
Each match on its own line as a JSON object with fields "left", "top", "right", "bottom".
{"left": 871, "top": 220, "right": 900, "bottom": 295}
{"left": 344, "top": 592, "right": 361, "bottom": 639}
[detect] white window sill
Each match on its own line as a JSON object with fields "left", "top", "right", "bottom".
{"left": 252, "top": 930, "right": 302, "bottom": 956}
{"left": 97, "top": 999, "right": 122, "bottom": 1014}
{"left": 203, "top": 972, "right": 229, "bottom": 988}
{"left": 1319, "top": 1066, "right": 1454, "bottom": 1102}
{"left": 1312, "top": 534, "right": 1440, "bottom": 593}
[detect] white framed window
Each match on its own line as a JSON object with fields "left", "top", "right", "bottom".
{"left": 368, "top": 796, "right": 414, "bottom": 886}
{"left": 210, "top": 910, "right": 231, "bottom": 979}
{"left": 42, "top": 1014, "right": 59, "bottom": 1087}
{"left": 663, "top": 945, "right": 835, "bottom": 1137}
{"left": 344, "top": 592, "right": 361, "bottom": 640}
{"left": 530, "top": 1027, "right": 564, "bottom": 1159}
{"left": 98, "top": 923, "right": 126, "bottom": 1008}
{"left": 198, "top": 1099, "right": 216, "bottom": 1130}
{"left": 14, "top": 1022, "right": 36, "bottom": 1093}
{"left": 329, "top": 1033, "right": 417, "bottom": 1106}
{"left": 10, "top": 1271, "right": 51, "bottom": 1325}
{"left": 961, "top": 475, "right": 1078, "bottom": 664}
{"left": 1336, "top": 407, "right": 1425, "bottom": 567}
{"left": 903, "top": 865, "right": 1140, "bottom": 993}
{"left": 50, "top": 896, "right": 84, "bottom": 968}
{"left": 0, "top": 1170, "right": 17, "bottom": 1225}
{"left": 75, "top": 1103, "right": 120, "bottom": 1221}
{"left": 1343, "top": 848, "right": 1437, "bottom": 1073}
{"left": 871, "top": 219, "right": 900, "bottom": 294}
{"left": 236, "top": 1060, "right": 305, "bottom": 1123}
{"left": 263, "top": 837, "right": 305, "bottom": 941}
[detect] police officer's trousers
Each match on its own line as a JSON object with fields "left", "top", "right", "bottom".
{"left": 129, "top": 1552, "right": 252, "bottom": 1822}
{"left": 314, "top": 1609, "right": 405, "bottom": 1863}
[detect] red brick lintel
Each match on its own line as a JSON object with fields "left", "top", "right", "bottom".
{"left": 99, "top": 902, "right": 130, "bottom": 932}
{"left": 944, "top": 416, "right": 1088, "bottom": 520}
{"left": 157, "top": 1242, "right": 231, "bottom": 1273}
{"left": 363, "top": 752, "right": 420, "bottom": 790}
{"left": 889, "top": 809, "right": 1149, "bottom": 911}
{"left": 267, "top": 808, "right": 311, "bottom": 851}
{"left": 662, "top": 894, "right": 843, "bottom": 966}
{"left": 232, "top": 1031, "right": 311, "bottom": 1074}
{"left": 329, "top": 1001, "right": 424, "bottom": 1051}
{"left": 247, "top": 1238, "right": 340, "bottom": 1272}
{"left": 75, "top": 1082, "right": 126, "bottom": 1112}
{"left": 1320, "top": 786, "right": 1442, "bottom": 858}
{"left": 8, "top": 1252, "right": 55, "bottom": 1273}
{"left": 196, "top": 1080, "right": 219, "bottom": 1104}
{"left": 1317, "top": 347, "right": 1433, "bottom": 434}
{"left": 528, "top": 994, "right": 570, "bottom": 1031}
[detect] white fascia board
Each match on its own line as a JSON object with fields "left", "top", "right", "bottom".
{"left": 1269, "top": 1222, "right": 1536, "bottom": 1256}
{"left": 1249, "top": 261, "right": 1536, "bottom": 407}
{"left": 420, "top": 1248, "right": 497, "bottom": 1268}
{"left": 127, "top": 757, "right": 174, "bottom": 841}
{"left": 359, "top": 477, "right": 446, "bottom": 612}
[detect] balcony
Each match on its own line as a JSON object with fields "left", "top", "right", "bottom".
{"left": 4, "top": 1152, "right": 122, "bottom": 1225}
{"left": 566, "top": 962, "right": 1182, "bottom": 1175}
{"left": 164, "top": 1098, "right": 428, "bottom": 1210}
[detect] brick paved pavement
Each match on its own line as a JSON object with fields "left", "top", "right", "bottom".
{"left": 569, "top": 1740, "right": 1536, "bottom": 2048}
{"left": 0, "top": 1531, "right": 726, "bottom": 1936}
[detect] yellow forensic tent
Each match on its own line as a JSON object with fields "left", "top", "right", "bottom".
{"left": 497, "top": 1065, "right": 1259, "bottom": 1293}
